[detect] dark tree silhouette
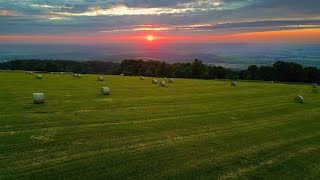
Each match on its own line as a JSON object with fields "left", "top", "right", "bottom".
{"left": 0, "top": 59, "right": 319, "bottom": 83}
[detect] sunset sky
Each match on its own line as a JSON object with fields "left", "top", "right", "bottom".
{"left": 1, "top": 0, "right": 320, "bottom": 43}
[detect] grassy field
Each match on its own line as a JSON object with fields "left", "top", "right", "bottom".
{"left": 0, "top": 71, "right": 320, "bottom": 179}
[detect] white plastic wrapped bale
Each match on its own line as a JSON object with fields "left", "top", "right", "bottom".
{"left": 312, "top": 84, "right": 318, "bottom": 89}
{"left": 33, "top": 93, "right": 45, "bottom": 104}
{"left": 98, "top": 76, "right": 104, "bottom": 81}
{"left": 294, "top": 95, "right": 304, "bottom": 104}
{"left": 140, "top": 76, "right": 144, "bottom": 80}
{"left": 36, "top": 75, "right": 43, "bottom": 79}
{"left": 159, "top": 81, "right": 166, "bottom": 87}
{"left": 101, "top": 87, "right": 110, "bottom": 95}
{"left": 77, "top": 74, "right": 81, "bottom": 78}
{"left": 168, "top": 78, "right": 174, "bottom": 83}
{"left": 231, "top": 81, "right": 237, "bottom": 86}
{"left": 152, "top": 79, "right": 158, "bottom": 84}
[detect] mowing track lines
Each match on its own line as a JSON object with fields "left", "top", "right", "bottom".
{"left": 5, "top": 109, "right": 315, "bottom": 174}
{"left": 219, "top": 146, "right": 320, "bottom": 179}
{"left": 72, "top": 113, "right": 293, "bottom": 149}
{"left": 4, "top": 92, "right": 303, "bottom": 129}
{"left": 160, "top": 132, "right": 320, "bottom": 179}
{"left": 0, "top": 100, "right": 294, "bottom": 135}
{"left": 7, "top": 126, "right": 320, "bottom": 178}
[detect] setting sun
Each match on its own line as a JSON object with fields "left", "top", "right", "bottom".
{"left": 147, "top": 35, "right": 154, "bottom": 41}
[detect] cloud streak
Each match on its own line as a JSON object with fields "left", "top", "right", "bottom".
{"left": 53, "top": 4, "right": 193, "bottom": 16}
{"left": 30, "top": 4, "right": 72, "bottom": 9}
{"left": 0, "top": 10, "right": 18, "bottom": 16}
{"left": 0, "top": 0, "right": 319, "bottom": 44}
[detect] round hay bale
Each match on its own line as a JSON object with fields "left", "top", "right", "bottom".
{"left": 231, "top": 81, "right": 237, "bottom": 86}
{"left": 312, "top": 84, "right": 318, "bottom": 89}
{"left": 312, "top": 88, "right": 318, "bottom": 93}
{"left": 294, "top": 95, "right": 304, "bottom": 104}
{"left": 270, "top": 81, "right": 274, "bottom": 83}
{"left": 140, "top": 76, "right": 144, "bottom": 80}
{"left": 120, "top": 73, "right": 124, "bottom": 76}
{"left": 168, "top": 78, "right": 174, "bottom": 83}
{"left": 152, "top": 79, "right": 158, "bottom": 84}
{"left": 77, "top": 74, "right": 81, "bottom": 78}
{"left": 98, "top": 76, "right": 104, "bottom": 81}
{"left": 36, "top": 75, "right": 43, "bottom": 79}
{"left": 33, "top": 93, "right": 45, "bottom": 104}
{"left": 101, "top": 87, "right": 110, "bottom": 95}
{"left": 159, "top": 81, "right": 166, "bottom": 87}
{"left": 73, "top": 74, "right": 77, "bottom": 77}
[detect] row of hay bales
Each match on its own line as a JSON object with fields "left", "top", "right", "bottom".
{"left": 28, "top": 71, "right": 72, "bottom": 75}
{"left": 31, "top": 73, "right": 174, "bottom": 104}
{"left": 28, "top": 71, "right": 316, "bottom": 104}
{"left": 31, "top": 72, "right": 99, "bottom": 80}
{"left": 31, "top": 73, "right": 109, "bottom": 104}
{"left": 50, "top": 72, "right": 73, "bottom": 74}
{"left": 140, "top": 76, "right": 173, "bottom": 87}
{"left": 27, "top": 71, "right": 79, "bottom": 79}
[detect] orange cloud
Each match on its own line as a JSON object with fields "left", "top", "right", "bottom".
{"left": 0, "top": 10, "right": 18, "bottom": 16}
{"left": 228, "top": 28, "right": 320, "bottom": 43}
{"left": 158, "top": 28, "right": 320, "bottom": 43}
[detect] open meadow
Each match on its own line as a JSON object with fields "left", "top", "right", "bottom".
{"left": 0, "top": 71, "right": 320, "bottom": 179}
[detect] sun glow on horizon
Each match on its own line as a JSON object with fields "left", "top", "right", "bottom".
{"left": 1, "top": 28, "right": 320, "bottom": 44}
{"left": 147, "top": 35, "right": 154, "bottom": 41}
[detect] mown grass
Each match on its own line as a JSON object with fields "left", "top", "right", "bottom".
{"left": 0, "top": 71, "right": 319, "bottom": 179}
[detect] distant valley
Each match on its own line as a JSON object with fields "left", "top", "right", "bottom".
{"left": 1, "top": 43, "right": 320, "bottom": 69}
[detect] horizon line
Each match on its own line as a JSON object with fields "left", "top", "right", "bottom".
{"left": 0, "top": 28, "right": 320, "bottom": 44}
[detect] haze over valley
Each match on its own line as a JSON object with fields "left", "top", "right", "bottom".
{"left": 1, "top": 43, "right": 320, "bottom": 69}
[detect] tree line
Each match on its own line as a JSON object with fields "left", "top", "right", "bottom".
{"left": 1, "top": 59, "right": 320, "bottom": 83}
